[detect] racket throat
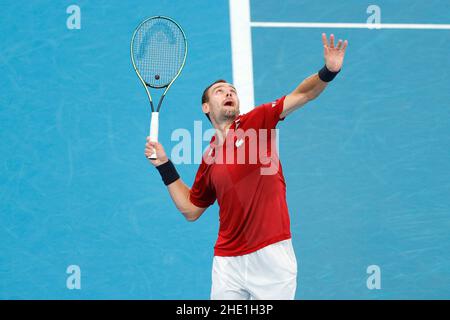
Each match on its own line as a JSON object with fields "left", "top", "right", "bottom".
{"left": 156, "top": 94, "right": 166, "bottom": 112}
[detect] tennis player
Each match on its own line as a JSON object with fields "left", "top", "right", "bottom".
{"left": 145, "top": 33, "right": 348, "bottom": 299}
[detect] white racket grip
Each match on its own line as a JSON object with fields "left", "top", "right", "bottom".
{"left": 149, "top": 112, "right": 159, "bottom": 160}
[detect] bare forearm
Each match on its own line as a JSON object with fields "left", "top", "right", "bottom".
{"left": 282, "top": 73, "right": 328, "bottom": 118}
{"left": 293, "top": 73, "right": 328, "bottom": 101}
{"left": 145, "top": 140, "right": 205, "bottom": 221}
{"left": 167, "top": 179, "right": 190, "bottom": 212}
{"left": 167, "top": 179, "right": 202, "bottom": 221}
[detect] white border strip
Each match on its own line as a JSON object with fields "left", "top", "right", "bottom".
{"left": 229, "top": 0, "right": 254, "bottom": 113}
{"left": 251, "top": 22, "right": 450, "bottom": 30}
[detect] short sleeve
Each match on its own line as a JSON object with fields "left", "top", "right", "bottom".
{"left": 263, "top": 96, "right": 286, "bottom": 129}
{"left": 189, "top": 159, "right": 216, "bottom": 208}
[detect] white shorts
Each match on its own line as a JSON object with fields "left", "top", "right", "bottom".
{"left": 211, "top": 239, "right": 297, "bottom": 300}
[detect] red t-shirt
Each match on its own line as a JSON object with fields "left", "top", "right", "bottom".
{"left": 189, "top": 96, "right": 291, "bottom": 256}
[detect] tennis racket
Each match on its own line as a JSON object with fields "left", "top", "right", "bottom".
{"left": 131, "top": 16, "right": 187, "bottom": 159}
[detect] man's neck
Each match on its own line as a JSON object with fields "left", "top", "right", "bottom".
{"left": 212, "top": 119, "right": 235, "bottom": 145}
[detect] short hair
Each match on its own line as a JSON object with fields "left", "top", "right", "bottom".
{"left": 201, "top": 79, "right": 227, "bottom": 122}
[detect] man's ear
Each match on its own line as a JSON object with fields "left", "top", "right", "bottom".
{"left": 202, "top": 102, "right": 210, "bottom": 114}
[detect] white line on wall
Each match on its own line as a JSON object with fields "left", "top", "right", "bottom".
{"left": 250, "top": 22, "right": 450, "bottom": 30}
{"left": 229, "top": 0, "right": 255, "bottom": 113}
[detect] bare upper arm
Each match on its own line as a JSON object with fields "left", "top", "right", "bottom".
{"left": 280, "top": 93, "right": 309, "bottom": 119}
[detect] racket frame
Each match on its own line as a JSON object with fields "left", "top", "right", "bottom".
{"left": 130, "top": 15, "right": 188, "bottom": 159}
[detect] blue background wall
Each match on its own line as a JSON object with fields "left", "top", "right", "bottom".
{"left": 1, "top": 0, "right": 449, "bottom": 299}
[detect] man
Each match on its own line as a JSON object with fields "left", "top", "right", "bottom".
{"left": 145, "top": 33, "right": 348, "bottom": 299}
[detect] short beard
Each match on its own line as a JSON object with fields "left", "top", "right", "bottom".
{"left": 221, "top": 113, "right": 236, "bottom": 122}
{"left": 219, "top": 108, "right": 238, "bottom": 122}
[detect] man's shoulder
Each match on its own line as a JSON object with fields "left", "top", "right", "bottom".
{"left": 239, "top": 96, "right": 286, "bottom": 122}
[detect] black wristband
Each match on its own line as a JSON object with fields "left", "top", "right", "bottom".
{"left": 318, "top": 65, "right": 340, "bottom": 82}
{"left": 156, "top": 159, "right": 180, "bottom": 186}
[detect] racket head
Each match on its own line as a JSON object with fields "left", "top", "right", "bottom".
{"left": 130, "top": 16, "right": 187, "bottom": 89}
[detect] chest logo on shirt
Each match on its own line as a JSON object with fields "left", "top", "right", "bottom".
{"left": 271, "top": 102, "right": 276, "bottom": 108}
{"left": 235, "top": 138, "right": 244, "bottom": 148}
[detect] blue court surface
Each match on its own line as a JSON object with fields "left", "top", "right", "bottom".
{"left": 1, "top": 0, "right": 449, "bottom": 299}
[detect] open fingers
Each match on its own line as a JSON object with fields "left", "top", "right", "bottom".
{"left": 342, "top": 40, "right": 348, "bottom": 51}
{"left": 323, "top": 33, "right": 348, "bottom": 51}
{"left": 321, "top": 33, "right": 328, "bottom": 47}
{"left": 329, "top": 34, "right": 335, "bottom": 48}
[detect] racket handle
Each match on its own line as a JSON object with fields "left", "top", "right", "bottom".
{"left": 148, "top": 112, "right": 159, "bottom": 160}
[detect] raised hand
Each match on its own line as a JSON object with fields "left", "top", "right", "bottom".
{"left": 322, "top": 33, "right": 348, "bottom": 72}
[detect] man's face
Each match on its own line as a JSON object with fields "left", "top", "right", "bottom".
{"left": 203, "top": 82, "right": 240, "bottom": 123}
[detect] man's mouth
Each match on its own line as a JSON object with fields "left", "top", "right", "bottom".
{"left": 223, "top": 100, "right": 234, "bottom": 107}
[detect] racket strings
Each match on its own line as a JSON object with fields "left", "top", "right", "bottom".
{"left": 132, "top": 18, "right": 186, "bottom": 87}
